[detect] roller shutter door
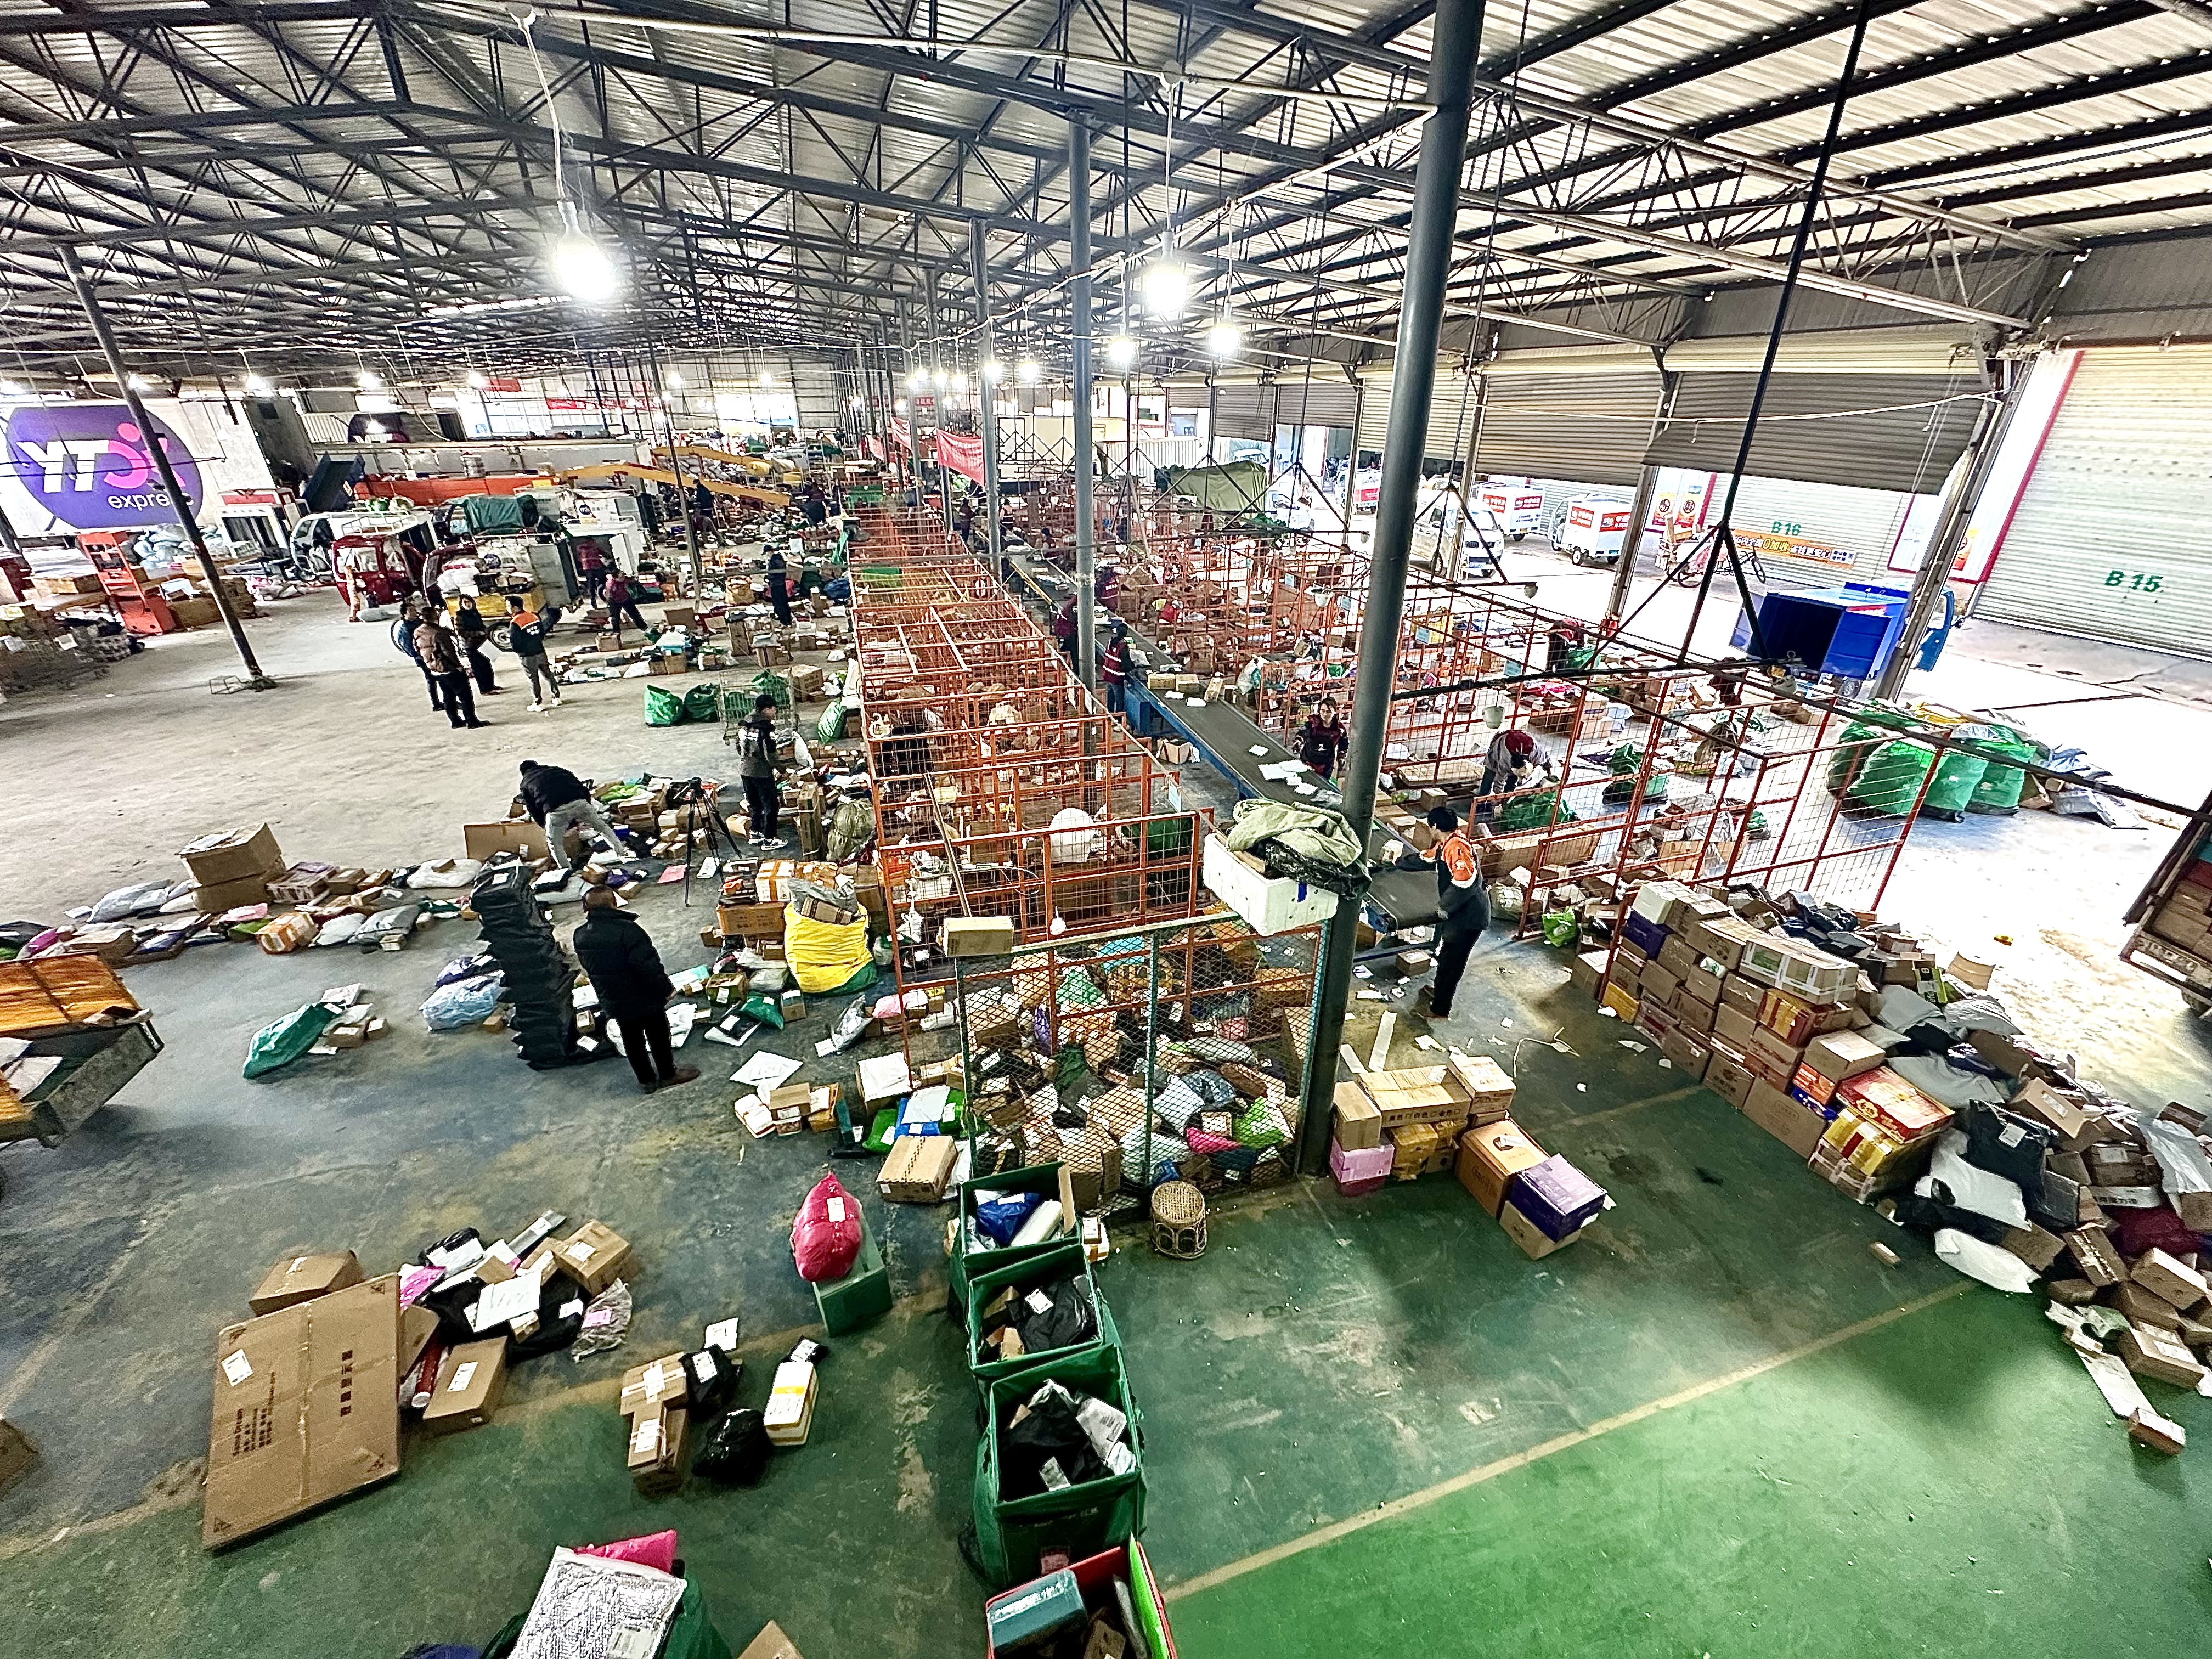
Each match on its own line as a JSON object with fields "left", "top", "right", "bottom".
{"left": 1212, "top": 383, "right": 1273, "bottom": 440}
{"left": 1721, "top": 476, "right": 1917, "bottom": 587}
{"left": 1646, "top": 370, "right": 1982, "bottom": 493}
{"left": 1978, "top": 344, "right": 2212, "bottom": 657}
{"left": 1268, "top": 380, "right": 1359, "bottom": 429}
{"left": 1353, "top": 363, "right": 1479, "bottom": 465}
{"left": 1356, "top": 372, "right": 1392, "bottom": 454}
{"left": 1469, "top": 349, "right": 1664, "bottom": 488}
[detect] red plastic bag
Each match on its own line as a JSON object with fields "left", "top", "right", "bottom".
{"left": 576, "top": 1530, "right": 678, "bottom": 1573}
{"left": 793, "top": 1173, "right": 864, "bottom": 1282}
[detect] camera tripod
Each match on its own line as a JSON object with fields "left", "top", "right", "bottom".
{"left": 666, "top": 777, "right": 744, "bottom": 906}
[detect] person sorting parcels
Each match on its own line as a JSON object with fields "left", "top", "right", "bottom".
{"left": 1408, "top": 806, "right": 1488, "bottom": 1021}
{"left": 573, "top": 887, "right": 701, "bottom": 1094}
{"left": 519, "top": 760, "right": 627, "bottom": 872}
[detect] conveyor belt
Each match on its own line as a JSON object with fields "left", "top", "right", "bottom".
{"left": 1006, "top": 553, "right": 1436, "bottom": 930}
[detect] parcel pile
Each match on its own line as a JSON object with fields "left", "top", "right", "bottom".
{"left": 1587, "top": 875, "right": 2212, "bottom": 1457}
{"left": 1328, "top": 1049, "right": 1613, "bottom": 1258}
{"left": 202, "top": 1212, "right": 645, "bottom": 1549}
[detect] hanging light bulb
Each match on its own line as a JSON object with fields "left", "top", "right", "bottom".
{"left": 931, "top": 369, "right": 949, "bottom": 391}
{"left": 1015, "top": 357, "right": 1041, "bottom": 385}
{"left": 665, "top": 370, "right": 685, "bottom": 390}
{"left": 551, "top": 204, "right": 620, "bottom": 304}
{"left": 759, "top": 369, "right": 775, "bottom": 386}
{"left": 126, "top": 372, "right": 152, "bottom": 392}
{"left": 907, "top": 371, "right": 928, "bottom": 393}
{"left": 465, "top": 370, "right": 489, "bottom": 390}
{"left": 1104, "top": 335, "right": 1137, "bottom": 371}
{"left": 894, "top": 397, "right": 909, "bottom": 414}
{"left": 356, "top": 368, "right": 381, "bottom": 390}
{"left": 951, "top": 372, "right": 969, "bottom": 394}
{"left": 983, "top": 360, "right": 1005, "bottom": 383}
{"left": 1205, "top": 315, "right": 1245, "bottom": 361}
{"left": 1141, "top": 257, "right": 1190, "bottom": 319}
{"left": 0, "top": 378, "right": 26, "bottom": 397}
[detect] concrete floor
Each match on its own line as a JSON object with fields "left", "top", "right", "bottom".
{"left": 3, "top": 587, "right": 2211, "bottom": 1655}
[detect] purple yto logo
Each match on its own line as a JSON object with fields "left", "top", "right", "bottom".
{"left": 2, "top": 402, "right": 201, "bottom": 529}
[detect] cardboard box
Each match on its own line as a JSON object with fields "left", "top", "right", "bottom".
{"left": 554, "top": 1221, "right": 634, "bottom": 1295}
{"left": 202, "top": 1273, "right": 400, "bottom": 1549}
{"left": 737, "top": 1623, "right": 806, "bottom": 1659}
{"left": 1666, "top": 990, "right": 1716, "bottom": 1035}
{"left": 1333, "top": 1083, "right": 1383, "bottom": 1152}
{"left": 1712, "top": 1003, "right": 1761, "bottom": 1056}
{"left": 248, "top": 1250, "right": 365, "bottom": 1317}
{"left": 420, "top": 1338, "right": 507, "bottom": 1434}
{"left": 1743, "top": 1025, "right": 1807, "bottom": 1082}
{"left": 1499, "top": 1198, "right": 1585, "bottom": 1260}
{"left": 1659, "top": 1028, "right": 1712, "bottom": 1080}
{"left": 1706, "top": 1051, "right": 1757, "bottom": 1111}
{"left": 880, "top": 1133, "right": 959, "bottom": 1202}
{"left": 1803, "top": 1030, "right": 1886, "bottom": 1084}
{"left": 1742, "top": 1079, "right": 1824, "bottom": 1158}
{"left": 179, "top": 824, "right": 285, "bottom": 887}
{"left": 1599, "top": 983, "right": 1638, "bottom": 1022}
{"left": 2066, "top": 1227, "right": 2127, "bottom": 1288}
{"left": 1637, "top": 962, "right": 1681, "bottom": 1009}
{"left": 1719, "top": 975, "right": 1766, "bottom": 1017}
{"left": 2117, "top": 1323, "right": 2208, "bottom": 1390}
{"left": 2132, "top": 1248, "right": 2209, "bottom": 1311}
{"left": 192, "top": 873, "right": 273, "bottom": 911}
{"left": 0, "top": 1417, "right": 38, "bottom": 1496}
{"left": 464, "top": 820, "right": 552, "bottom": 862}
{"left": 1570, "top": 950, "right": 1609, "bottom": 998}
{"left": 2111, "top": 1282, "right": 2184, "bottom": 1333}
{"left": 619, "top": 1355, "right": 691, "bottom": 1418}
{"left": 1456, "top": 1119, "right": 1546, "bottom": 1216}
{"left": 1444, "top": 1052, "right": 1515, "bottom": 1125}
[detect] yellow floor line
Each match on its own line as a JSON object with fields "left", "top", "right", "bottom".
{"left": 1164, "top": 1279, "right": 1971, "bottom": 1603}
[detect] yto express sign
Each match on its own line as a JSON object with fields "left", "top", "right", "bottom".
{"left": 2, "top": 402, "right": 202, "bottom": 529}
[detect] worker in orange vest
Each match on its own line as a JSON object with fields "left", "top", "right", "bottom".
{"left": 1411, "top": 805, "right": 1489, "bottom": 1021}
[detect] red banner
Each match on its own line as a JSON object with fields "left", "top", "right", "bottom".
{"left": 889, "top": 416, "right": 912, "bottom": 453}
{"left": 865, "top": 433, "right": 887, "bottom": 463}
{"left": 936, "top": 429, "right": 985, "bottom": 483}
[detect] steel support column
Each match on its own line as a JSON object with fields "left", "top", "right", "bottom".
{"left": 1872, "top": 367, "right": 2017, "bottom": 699}
{"left": 1070, "top": 119, "right": 1098, "bottom": 690}
{"left": 647, "top": 345, "right": 702, "bottom": 582}
{"left": 1297, "top": 0, "right": 1486, "bottom": 1175}
{"left": 970, "top": 222, "right": 1005, "bottom": 568}
{"left": 1606, "top": 464, "right": 1661, "bottom": 620}
{"left": 59, "top": 247, "right": 272, "bottom": 688}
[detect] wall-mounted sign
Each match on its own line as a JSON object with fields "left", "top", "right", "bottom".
{"left": 2, "top": 402, "right": 201, "bottom": 530}
{"left": 1740, "top": 529, "right": 1853, "bottom": 568}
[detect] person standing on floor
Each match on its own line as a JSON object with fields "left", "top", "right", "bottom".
{"left": 394, "top": 597, "right": 443, "bottom": 713}
{"left": 576, "top": 538, "right": 610, "bottom": 606}
{"left": 605, "top": 569, "right": 647, "bottom": 640}
{"left": 413, "top": 609, "right": 487, "bottom": 729}
{"left": 765, "top": 544, "right": 794, "bottom": 626}
{"left": 507, "top": 605, "right": 563, "bottom": 712}
{"left": 737, "top": 695, "right": 785, "bottom": 848}
{"left": 1101, "top": 622, "right": 1133, "bottom": 716}
{"left": 453, "top": 597, "right": 501, "bottom": 696}
{"left": 1410, "top": 806, "right": 1487, "bottom": 1021}
{"left": 1052, "top": 596, "right": 1078, "bottom": 664}
{"left": 1297, "top": 696, "right": 1347, "bottom": 781}
{"left": 572, "top": 887, "right": 700, "bottom": 1094}
{"left": 519, "top": 759, "right": 625, "bottom": 871}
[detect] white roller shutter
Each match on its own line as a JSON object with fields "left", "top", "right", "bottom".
{"left": 1720, "top": 477, "right": 1919, "bottom": 588}
{"left": 1978, "top": 344, "right": 2212, "bottom": 657}
{"left": 1356, "top": 370, "right": 1391, "bottom": 454}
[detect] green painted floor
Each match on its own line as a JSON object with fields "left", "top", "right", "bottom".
{"left": 3, "top": 921, "right": 2209, "bottom": 1656}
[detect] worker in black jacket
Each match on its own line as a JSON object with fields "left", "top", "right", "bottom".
{"left": 572, "top": 887, "right": 699, "bottom": 1093}
{"left": 518, "top": 759, "right": 626, "bottom": 872}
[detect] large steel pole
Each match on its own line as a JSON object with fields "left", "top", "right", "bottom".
{"left": 59, "top": 248, "right": 272, "bottom": 687}
{"left": 1872, "top": 368, "right": 2018, "bottom": 699}
{"left": 1296, "top": 0, "right": 1485, "bottom": 1175}
{"left": 1070, "top": 119, "right": 1098, "bottom": 689}
{"left": 647, "top": 345, "right": 703, "bottom": 577}
{"left": 969, "top": 222, "right": 1006, "bottom": 568}
{"left": 1605, "top": 464, "right": 1662, "bottom": 620}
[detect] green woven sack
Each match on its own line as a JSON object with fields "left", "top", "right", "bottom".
{"left": 644, "top": 684, "right": 685, "bottom": 726}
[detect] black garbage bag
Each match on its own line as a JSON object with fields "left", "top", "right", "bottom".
{"left": 1891, "top": 1189, "right": 2011, "bottom": 1245}
{"left": 1960, "top": 1102, "right": 2053, "bottom": 1189}
{"left": 1007, "top": 1277, "right": 1097, "bottom": 1356}
{"left": 682, "top": 1347, "right": 738, "bottom": 1419}
{"left": 693, "top": 1408, "right": 772, "bottom": 1486}
{"left": 507, "top": 1269, "right": 590, "bottom": 1359}
{"left": 1000, "top": 1381, "right": 1108, "bottom": 1497}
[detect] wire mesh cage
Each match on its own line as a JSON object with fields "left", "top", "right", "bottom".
{"left": 924, "top": 914, "right": 1325, "bottom": 1219}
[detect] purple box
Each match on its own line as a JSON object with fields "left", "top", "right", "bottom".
{"left": 1505, "top": 1155, "right": 1608, "bottom": 1241}
{"left": 1330, "top": 1139, "right": 1395, "bottom": 1188}
{"left": 1621, "top": 912, "right": 1669, "bottom": 958}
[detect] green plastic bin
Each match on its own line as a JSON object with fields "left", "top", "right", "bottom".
{"left": 971, "top": 1346, "right": 1146, "bottom": 1589}
{"left": 964, "top": 1239, "right": 1121, "bottom": 1384}
{"left": 949, "top": 1160, "right": 1074, "bottom": 1319}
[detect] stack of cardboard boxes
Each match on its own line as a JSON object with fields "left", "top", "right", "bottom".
{"left": 1327, "top": 1052, "right": 1610, "bottom": 1257}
